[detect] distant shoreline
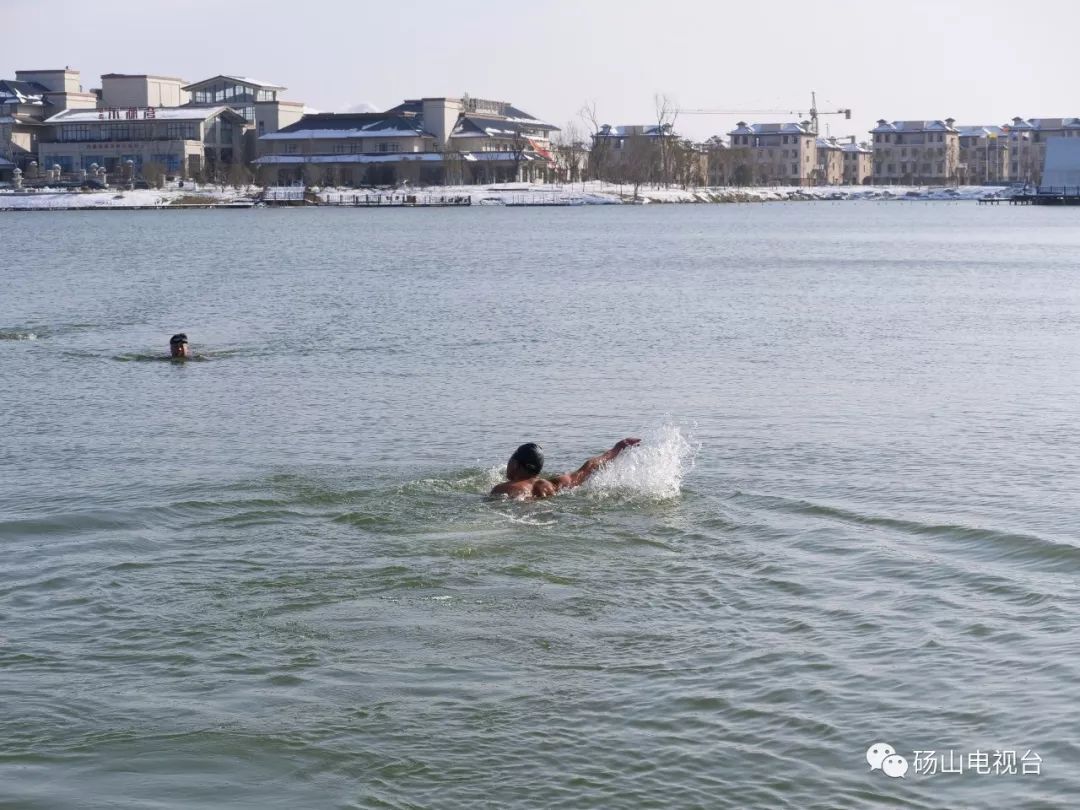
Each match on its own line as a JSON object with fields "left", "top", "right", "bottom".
{"left": 0, "top": 182, "right": 1012, "bottom": 211}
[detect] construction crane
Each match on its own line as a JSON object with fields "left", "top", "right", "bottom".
{"left": 678, "top": 92, "right": 851, "bottom": 135}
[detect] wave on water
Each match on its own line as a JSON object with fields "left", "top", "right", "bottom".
{"left": 583, "top": 423, "right": 697, "bottom": 502}
{"left": 738, "top": 492, "right": 1080, "bottom": 572}
{"left": 111, "top": 353, "right": 215, "bottom": 362}
{"left": 0, "top": 329, "right": 39, "bottom": 341}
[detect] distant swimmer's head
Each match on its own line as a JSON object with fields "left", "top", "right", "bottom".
{"left": 169, "top": 333, "right": 191, "bottom": 358}
{"left": 507, "top": 442, "right": 544, "bottom": 481}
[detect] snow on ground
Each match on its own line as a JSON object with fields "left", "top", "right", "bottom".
{"left": 0, "top": 179, "right": 1017, "bottom": 210}
{"left": 317, "top": 180, "right": 1016, "bottom": 206}
{"left": 0, "top": 184, "right": 255, "bottom": 210}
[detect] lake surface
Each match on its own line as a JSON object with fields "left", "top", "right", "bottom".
{"left": 2, "top": 202, "right": 1078, "bottom": 808}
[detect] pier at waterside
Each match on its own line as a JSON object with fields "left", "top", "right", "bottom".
{"left": 1007, "top": 187, "right": 1080, "bottom": 205}
{"left": 262, "top": 188, "right": 471, "bottom": 207}
{"left": 261, "top": 187, "right": 583, "bottom": 207}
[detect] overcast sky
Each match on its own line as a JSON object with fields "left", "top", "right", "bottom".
{"left": 6, "top": 0, "right": 1077, "bottom": 141}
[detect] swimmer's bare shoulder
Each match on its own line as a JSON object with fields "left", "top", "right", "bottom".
{"left": 489, "top": 478, "right": 559, "bottom": 500}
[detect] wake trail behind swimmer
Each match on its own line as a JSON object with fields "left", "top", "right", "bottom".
{"left": 490, "top": 438, "right": 641, "bottom": 501}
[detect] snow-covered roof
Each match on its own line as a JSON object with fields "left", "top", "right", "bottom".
{"left": 0, "top": 79, "right": 48, "bottom": 105}
{"left": 182, "top": 75, "right": 285, "bottom": 91}
{"left": 262, "top": 112, "right": 432, "bottom": 141}
{"left": 461, "top": 150, "right": 542, "bottom": 161}
{"left": 451, "top": 114, "right": 555, "bottom": 139}
{"left": 0, "top": 114, "right": 44, "bottom": 126}
{"left": 261, "top": 128, "right": 423, "bottom": 140}
{"left": 1010, "top": 117, "right": 1080, "bottom": 131}
{"left": 871, "top": 120, "right": 957, "bottom": 133}
{"left": 957, "top": 125, "right": 1007, "bottom": 138}
{"left": 729, "top": 122, "right": 812, "bottom": 136}
{"left": 840, "top": 141, "right": 871, "bottom": 154}
{"left": 0, "top": 156, "right": 15, "bottom": 168}
{"left": 816, "top": 137, "right": 843, "bottom": 150}
{"left": 594, "top": 124, "right": 670, "bottom": 139}
{"left": 254, "top": 150, "right": 546, "bottom": 165}
{"left": 254, "top": 153, "right": 444, "bottom": 165}
{"left": 43, "top": 105, "right": 243, "bottom": 124}
{"left": 385, "top": 98, "right": 557, "bottom": 132}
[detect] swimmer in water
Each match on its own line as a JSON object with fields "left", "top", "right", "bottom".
{"left": 169, "top": 333, "right": 191, "bottom": 359}
{"left": 490, "top": 438, "right": 641, "bottom": 500}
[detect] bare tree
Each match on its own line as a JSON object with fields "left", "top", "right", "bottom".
{"left": 142, "top": 161, "right": 167, "bottom": 189}
{"left": 507, "top": 123, "right": 530, "bottom": 183}
{"left": 443, "top": 147, "right": 466, "bottom": 185}
{"left": 227, "top": 161, "right": 252, "bottom": 189}
{"left": 552, "top": 120, "right": 586, "bottom": 183}
{"left": 672, "top": 139, "right": 706, "bottom": 189}
{"left": 302, "top": 161, "right": 322, "bottom": 188}
{"left": 580, "top": 101, "right": 609, "bottom": 182}
{"left": 623, "top": 133, "right": 660, "bottom": 201}
{"left": 654, "top": 93, "right": 679, "bottom": 187}
{"left": 256, "top": 164, "right": 276, "bottom": 187}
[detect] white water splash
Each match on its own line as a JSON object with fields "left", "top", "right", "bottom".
{"left": 583, "top": 424, "right": 697, "bottom": 501}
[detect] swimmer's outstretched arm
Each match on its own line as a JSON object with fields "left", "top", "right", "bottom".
{"left": 550, "top": 437, "right": 641, "bottom": 492}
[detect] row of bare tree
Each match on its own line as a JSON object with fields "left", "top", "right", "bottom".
{"left": 549, "top": 94, "right": 709, "bottom": 196}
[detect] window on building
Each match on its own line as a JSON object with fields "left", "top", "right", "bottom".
{"left": 334, "top": 143, "right": 346, "bottom": 154}
{"left": 285, "top": 143, "right": 298, "bottom": 154}
{"left": 166, "top": 122, "right": 196, "bottom": 140}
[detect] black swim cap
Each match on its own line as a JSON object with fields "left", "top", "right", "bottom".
{"left": 510, "top": 442, "right": 544, "bottom": 475}
{"left": 170, "top": 333, "right": 188, "bottom": 345}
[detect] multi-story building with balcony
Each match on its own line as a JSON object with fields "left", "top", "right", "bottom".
{"left": 590, "top": 123, "right": 676, "bottom": 183}
{"left": 841, "top": 139, "right": 872, "bottom": 185}
{"left": 870, "top": 119, "right": 959, "bottom": 185}
{"left": 957, "top": 125, "right": 1008, "bottom": 184}
{"left": 1005, "top": 118, "right": 1080, "bottom": 186}
{"left": 727, "top": 121, "right": 818, "bottom": 186}
{"left": 815, "top": 137, "right": 845, "bottom": 185}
